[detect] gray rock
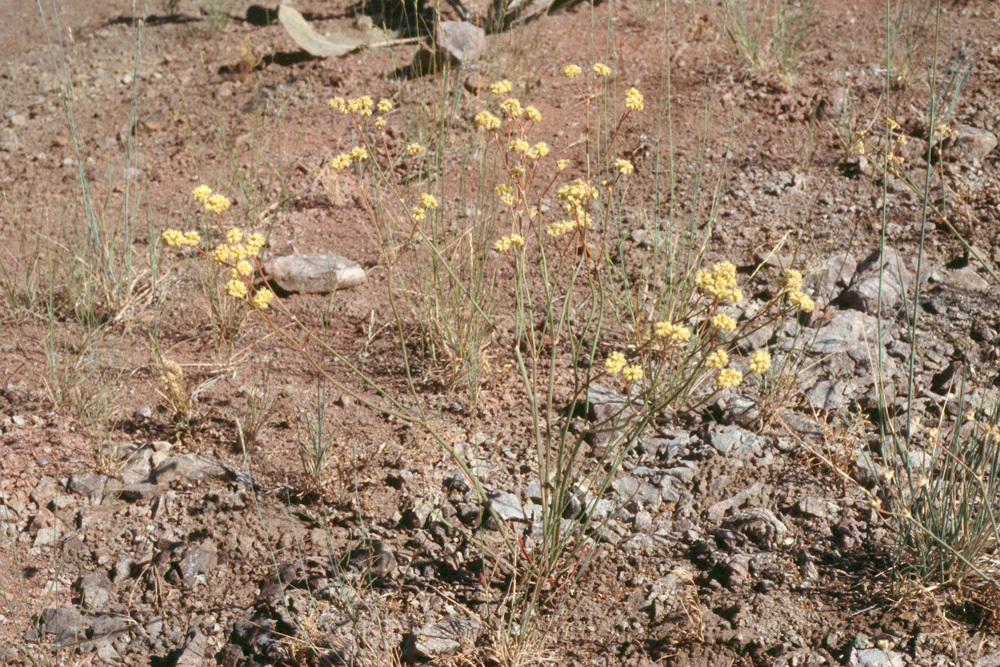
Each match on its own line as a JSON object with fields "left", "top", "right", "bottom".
{"left": 806, "top": 378, "right": 860, "bottom": 412}
{"left": 612, "top": 476, "right": 661, "bottom": 511}
{"left": 150, "top": 454, "right": 233, "bottom": 485}
{"left": 721, "top": 394, "right": 761, "bottom": 428}
{"left": 709, "top": 426, "right": 768, "bottom": 457}
{"left": 173, "top": 628, "right": 209, "bottom": 667}
{"left": 403, "top": 615, "right": 481, "bottom": 660}
{"left": 179, "top": 540, "right": 218, "bottom": 587}
{"left": 68, "top": 472, "right": 108, "bottom": 498}
{"left": 640, "top": 432, "right": 691, "bottom": 459}
{"left": 815, "top": 252, "right": 858, "bottom": 296}
{"left": 808, "top": 309, "right": 891, "bottom": 357}
{"left": 633, "top": 510, "right": 653, "bottom": 533}
{"left": 39, "top": 607, "right": 84, "bottom": 642}
{"left": 838, "top": 247, "right": 913, "bottom": 316}
{"left": 976, "top": 651, "right": 1000, "bottom": 667}
{"left": 848, "top": 647, "right": 905, "bottom": 667}
{"left": 487, "top": 491, "right": 525, "bottom": 522}
{"left": 120, "top": 483, "right": 159, "bottom": 502}
{"left": 796, "top": 497, "right": 830, "bottom": 518}
{"left": 78, "top": 576, "right": 111, "bottom": 611}
{"left": 263, "top": 252, "right": 366, "bottom": 294}
{"left": 944, "top": 266, "right": 989, "bottom": 292}
{"left": 937, "top": 124, "right": 998, "bottom": 163}
{"left": 434, "top": 21, "right": 487, "bottom": 69}
{"left": 30, "top": 476, "right": 61, "bottom": 508}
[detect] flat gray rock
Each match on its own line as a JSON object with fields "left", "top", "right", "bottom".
{"left": 403, "top": 615, "right": 481, "bottom": 660}
{"left": 838, "top": 247, "right": 913, "bottom": 316}
{"left": 264, "top": 252, "right": 366, "bottom": 294}
{"left": 435, "top": 21, "right": 486, "bottom": 68}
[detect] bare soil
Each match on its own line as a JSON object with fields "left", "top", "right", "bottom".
{"left": 3, "top": 0, "right": 1000, "bottom": 666}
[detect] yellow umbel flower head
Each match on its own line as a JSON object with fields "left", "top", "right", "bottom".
{"left": 604, "top": 351, "right": 627, "bottom": 375}
{"left": 192, "top": 184, "right": 213, "bottom": 203}
{"left": 748, "top": 349, "right": 771, "bottom": 374}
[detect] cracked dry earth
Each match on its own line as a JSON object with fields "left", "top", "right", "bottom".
{"left": 4, "top": 0, "right": 1000, "bottom": 666}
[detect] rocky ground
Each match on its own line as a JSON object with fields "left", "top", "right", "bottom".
{"left": 3, "top": 0, "right": 1000, "bottom": 666}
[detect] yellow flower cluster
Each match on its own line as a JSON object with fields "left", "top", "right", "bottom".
{"left": 524, "top": 106, "right": 541, "bottom": 122}
{"left": 191, "top": 184, "right": 230, "bottom": 214}
{"left": 625, "top": 88, "right": 644, "bottom": 111}
{"left": 604, "top": 351, "right": 627, "bottom": 375}
{"left": 251, "top": 287, "right": 275, "bottom": 310}
{"left": 706, "top": 349, "right": 728, "bottom": 369}
{"left": 205, "top": 194, "right": 231, "bottom": 214}
{"left": 192, "top": 184, "right": 213, "bottom": 203}
{"left": 748, "top": 349, "right": 771, "bottom": 374}
{"left": 696, "top": 261, "right": 741, "bottom": 302}
{"left": 406, "top": 142, "right": 424, "bottom": 156}
{"left": 711, "top": 313, "right": 737, "bottom": 332}
{"left": 493, "top": 234, "right": 525, "bottom": 252}
{"left": 376, "top": 98, "right": 393, "bottom": 113}
{"left": 621, "top": 365, "right": 643, "bottom": 383}
{"left": 411, "top": 207, "right": 427, "bottom": 221}
{"left": 779, "top": 269, "right": 803, "bottom": 292}
{"left": 563, "top": 64, "right": 582, "bottom": 79}
{"left": 788, "top": 290, "right": 815, "bottom": 313}
{"left": 499, "top": 98, "right": 523, "bottom": 118}
{"left": 490, "top": 79, "right": 513, "bottom": 96}
{"left": 475, "top": 111, "right": 502, "bottom": 131}
{"left": 716, "top": 368, "right": 743, "bottom": 389}
{"left": 225, "top": 279, "right": 248, "bottom": 299}
{"left": 556, "top": 159, "right": 570, "bottom": 171}
{"left": 160, "top": 229, "right": 201, "bottom": 248}
{"left": 331, "top": 146, "right": 370, "bottom": 171}
{"left": 210, "top": 230, "right": 265, "bottom": 264}
{"left": 654, "top": 321, "right": 691, "bottom": 343}
{"left": 495, "top": 184, "right": 515, "bottom": 206}
{"left": 528, "top": 142, "right": 549, "bottom": 159}
{"left": 557, "top": 179, "right": 599, "bottom": 208}
{"left": 328, "top": 95, "right": 374, "bottom": 116}
{"left": 508, "top": 139, "right": 530, "bottom": 154}
{"left": 546, "top": 214, "right": 592, "bottom": 238}
{"left": 592, "top": 62, "right": 611, "bottom": 77}
{"left": 615, "top": 158, "right": 634, "bottom": 175}
{"left": 419, "top": 193, "right": 439, "bottom": 209}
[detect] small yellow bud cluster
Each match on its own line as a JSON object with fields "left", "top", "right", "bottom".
{"left": 604, "top": 351, "right": 642, "bottom": 383}
{"left": 418, "top": 193, "right": 439, "bottom": 210}
{"left": 495, "top": 184, "right": 515, "bottom": 207}
{"left": 556, "top": 159, "right": 570, "bottom": 171}
{"left": 563, "top": 64, "right": 582, "bottom": 79}
{"left": 499, "top": 98, "right": 523, "bottom": 119}
{"left": 788, "top": 290, "right": 815, "bottom": 313}
{"left": 251, "top": 287, "right": 275, "bottom": 310}
{"left": 695, "top": 261, "right": 741, "bottom": 302}
{"left": 490, "top": 79, "right": 513, "bottom": 96}
{"left": 210, "top": 230, "right": 265, "bottom": 265}
{"left": 475, "top": 111, "right": 502, "bottom": 131}
{"left": 508, "top": 139, "right": 530, "bottom": 154}
{"left": 160, "top": 229, "right": 201, "bottom": 248}
{"left": 192, "top": 184, "right": 213, "bottom": 203}
{"left": 592, "top": 62, "right": 612, "bottom": 77}
{"left": 523, "top": 106, "right": 542, "bottom": 123}
{"left": 711, "top": 313, "right": 737, "bottom": 332}
{"left": 716, "top": 368, "right": 743, "bottom": 389}
{"left": 654, "top": 321, "right": 691, "bottom": 344}
{"left": 621, "top": 365, "right": 643, "bottom": 383}
{"left": 330, "top": 146, "right": 370, "bottom": 171}
{"left": 779, "top": 269, "right": 803, "bottom": 292}
{"left": 557, "top": 179, "right": 599, "bottom": 208}
{"left": 748, "top": 349, "right": 771, "bottom": 374}
{"left": 615, "top": 158, "right": 634, "bottom": 175}
{"left": 191, "top": 185, "right": 231, "bottom": 214}
{"left": 624, "top": 88, "right": 644, "bottom": 111}
{"left": 527, "top": 142, "right": 549, "bottom": 159}
{"left": 328, "top": 95, "right": 374, "bottom": 116}
{"left": 406, "top": 142, "right": 424, "bottom": 156}
{"left": 706, "top": 349, "right": 728, "bottom": 369}
{"left": 493, "top": 234, "right": 525, "bottom": 253}
{"left": 376, "top": 98, "right": 393, "bottom": 114}
{"left": 776, "top": 268, "right": 813, "bottom": 312}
